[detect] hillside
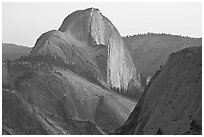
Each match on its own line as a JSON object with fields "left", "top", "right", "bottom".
{"left": 2, "top": 59, "right": 136, "bottom": 134}
{"left": 116, "top": 46, "right": 202, "bottom": 135}
{"left": 2, "top": 43, "right": 31, "bottom": 61}
{"left": 123, "top": 33, "right": 202, "bottom": 79}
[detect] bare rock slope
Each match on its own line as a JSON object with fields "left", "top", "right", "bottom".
{"left": 2, "top": 60, "right": 136, "bottom": 134}
{"left": 116, "top": 46, "right": 202, "bottom": 135}
{"left": 30, "top": 8, "right": 142, "bottom": 97}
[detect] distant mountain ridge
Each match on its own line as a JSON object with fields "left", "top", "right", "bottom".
{"left": 123, "top": 33, "right": 202, "bottom": 79}
{"left": 2, "top": 43, "right": 31, "bottom": 61}
{"left": 125, "top": 32, "right": 201, "bottom": 39}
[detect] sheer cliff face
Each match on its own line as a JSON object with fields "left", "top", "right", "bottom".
{"left": 116, "top": 46, "right": 202, "bottom": 135}
{"left": 31, "top": 8, "right": 141, "bottom": 94}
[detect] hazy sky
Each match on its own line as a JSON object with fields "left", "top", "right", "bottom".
{"left": 2, "top": 2, "right": 202, "bottom": 47}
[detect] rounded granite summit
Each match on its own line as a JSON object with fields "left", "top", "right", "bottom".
{"left": 30, "top": 7, "right": 142, "bottom": 97}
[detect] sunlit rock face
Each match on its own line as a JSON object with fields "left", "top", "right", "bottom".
{"left": 58, "top": 8, "right": 107, "bottom": 46}
{"left": 31, "top": 8, "right": 142, "bottom": 96}
{"left": 116, "top": 46, "right": 202, "bottom": 135}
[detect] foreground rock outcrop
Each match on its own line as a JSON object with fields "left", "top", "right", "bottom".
{"left": 2, "top": 59, "right": 136, "bottom": 134}
{"left": 116, "top": 46, "right": 202, "bottom": 135}
{"left": 30, "top": 8, "right": 142, "bottom": 97}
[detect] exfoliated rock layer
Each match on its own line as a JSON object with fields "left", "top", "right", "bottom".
{"left": 116, "top": 46, "right": 202, "bottom": 135}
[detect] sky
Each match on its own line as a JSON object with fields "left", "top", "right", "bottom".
{"left": 2, "top": 2, "right": 202, "bottom": 47}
